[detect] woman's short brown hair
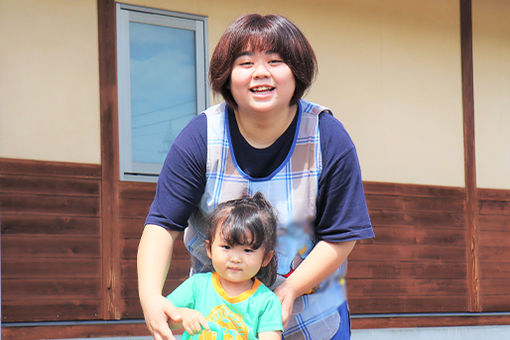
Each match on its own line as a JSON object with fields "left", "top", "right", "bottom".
{"left": 209, "top": 14, "right": 317, "bottom": 109}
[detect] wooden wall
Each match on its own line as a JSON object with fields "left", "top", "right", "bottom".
{"left": 1, "top": 158, "right": 103, "bottom": 322}
{"left": 478, "top": 189, "right": 510, "bottom": 311}
{"left": 2, "top": 157, "right": 510, "bottom": 339}
{"left": 348, "top": 182, "right": 468, "bottom": 313}
{"left": 117, "top": 182, "right": 190, "bottom": 318}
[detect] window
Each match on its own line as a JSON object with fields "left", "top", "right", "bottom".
{"left": 116, "top": 4, "right": 208, "bottom": 182}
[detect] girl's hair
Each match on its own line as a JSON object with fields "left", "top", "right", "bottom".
{"left": 209, "top": 13, "right": 317, "bottom": 109}
{"left": 207, "top": 192, "right": 278, "bottom": 287}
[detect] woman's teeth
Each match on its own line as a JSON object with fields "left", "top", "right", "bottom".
{"left": 251, "top": 86, "right": 273, "bottom": 92}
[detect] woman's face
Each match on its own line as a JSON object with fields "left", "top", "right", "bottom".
{"left": 230, "top": 50, "right": 296, "bottom": 116}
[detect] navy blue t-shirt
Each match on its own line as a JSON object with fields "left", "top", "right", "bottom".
{"left": 146, "top": 104, "right": 374, "bottom": 242}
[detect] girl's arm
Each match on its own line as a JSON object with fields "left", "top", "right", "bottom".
{"left": 274, "top": 240, "right": 356, "bottom": 326}
{"left": 137, "top": 224, "right": 183, "bottom": 340}
{"left": 258, "top": 331, "right": 282, "bottom": 340}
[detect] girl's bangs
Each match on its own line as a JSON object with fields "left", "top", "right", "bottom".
{"left": 220, "top": 216, "right": 264, "bottom": 250}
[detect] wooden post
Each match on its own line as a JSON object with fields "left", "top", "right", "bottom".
{"left": 460, "top": 0, "right": 481, "bottom": 312}
{"left": 97, "top": 0, "right": 122, "bottom": 319}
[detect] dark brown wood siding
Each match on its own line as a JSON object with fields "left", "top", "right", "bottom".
{"left": 347, "top": 182, "right": 468, "bottom": 313}
{"left": 3, "top": 158, "right": 510, "bottom": 339}
{"left": 117, "top": 181, "right": 190, "bottom": 318}
{"left": 0, "top": 158, "right": 103, "bottom": 322}
{"left": 478, "top": 189, "right": 510, "bottom": 311}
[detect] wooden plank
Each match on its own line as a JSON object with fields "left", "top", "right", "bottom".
{"left": 121, "top": 238, "right": 189, "bottom": 260}
{"left": 2, "top": 258, "right": 100, "bottom": 279}
{"left": 120, "top": 217, "right": 188, "bottom": 239}
{"left": 478, "top": 262, "right": 510, "bottom": 279}
{"left": 366, "top": 195, "right": 464, "bottom": 212}
{"left": 2, "top": 236, "right": 100, "bottom": 258}
{"left": 1, "top": 214, "right": 99, "bottom": 235}
{"left": 121, "top": 298, "right": 147, "bottom": 319}
{"left": 3, "top": 279, "right": 101, "bottom": 300}
{"left": 1, "top": 299, "right": 102, "bottom": 322}
{"left": 348, "top": 244, "right": 466, "bottom": 263}
{"left": 479, "top": 199, "right": 510, "bottom": 216}
{"left": 368, "top": 210, "right": 465, "bottom": 229}
{"left": 118, "top": 181, "right": 156, "bottom": 200}
{"left": 349, "top": 296, "right": 467, "bottom": 314}
{"left": 1, "top": 322, "right": 150, "bottom": 340}
{"left": 118, "top": 197, "right": 153, "bottom": 218}
{"left": 121, "top": 258, "right": 191, "bottom": 279}
{"left": 480, "top": 295, "right": 510, "bottom": 311}
{"left": 121, "top": 278, "right": 188, "bottom": 299}
{"left": 120, "top": 217, "right": 147, "bottom": 238}
{"left": 348, "top": 278, "right": 467, "bottom": 297}
{"left": 480, "top": 279, "right": 510, "bottom": 296}
{"left": 363, "top": 181, "right": 465, "bottom": 198}
{"left": 0, "top": 158, "right": 101, "bottom": 178}
{"left": 479, "top": 230, "right": 510, "bottom": 248}
{"left": 478, "top": 214, "right": 510, "bottom": 232}
{"left": 347, "top": 261, "right": 466, "bottom": 280}
{"left": 0, "top": 175, "right": 100, "bottom": 196}
{"left": 478, "top": 188, "right": 510, "bottom": 201}
{"left": 479, "top": 246, "right": 510, "bottom": 261}
{"left": 359, "top": 225, "right": 465, "bottom": 246}
{"left": 0, "top": 192, "right": 99, "bottom": 216}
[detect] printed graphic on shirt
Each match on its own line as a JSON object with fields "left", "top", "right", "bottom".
{"left": 199, "top": 304, "right": 249, "bottom": 340}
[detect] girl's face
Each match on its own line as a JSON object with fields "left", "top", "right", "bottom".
{"left": 207, "top": 224, "right": 272, "bottom": 288}
{"left": 230, "top": 50, "right": 296, "bottom": 115}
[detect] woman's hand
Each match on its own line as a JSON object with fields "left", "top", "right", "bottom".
{"left": 176, "top": 307, "right": 210, "bottom": 336}
{"left": 137, "top": 225, "right": 182, "bottom": 340}
{"left": 141, "top": 294, "right": 182, "bottom": 340}
{"left": 274, "top": 240, "right": 356, "bottom": 328}
{"left": 274, "top": 281, "right": 298, "bottom": 328}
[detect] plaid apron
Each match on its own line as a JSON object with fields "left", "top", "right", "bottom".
{"left": 185, "top": 100, "right": 347, "bottom": 340}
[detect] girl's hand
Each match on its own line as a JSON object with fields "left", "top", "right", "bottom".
{"left": 177, "top": 307, "right": 210, "bottom": 336}
{"left": 274, "top": 281, "right": 298, "bottom": 328}
{"left": 141, "top": 295, "right": 182, "bottom": 340}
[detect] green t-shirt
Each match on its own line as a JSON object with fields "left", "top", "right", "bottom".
{"left": 167, "top": 272, "right": 283, "bottom": 340}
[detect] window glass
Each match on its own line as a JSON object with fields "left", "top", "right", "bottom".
{"left": 129, "top": 22, "right": 196, "bottom": 165}
{"left": 117, "top": 5, "right": 208, "bottom": 181}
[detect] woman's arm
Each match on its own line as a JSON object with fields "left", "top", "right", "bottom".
{"left": 258, "top": 331, "right": 282, "bottom": 340}
{"left": 274, "top": 240, "right": 356, "bottom": 326}
{"left": 137, "top": 224, "right": 183, "bottom": 340}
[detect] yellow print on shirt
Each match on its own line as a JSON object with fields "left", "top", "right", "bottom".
{"left": 199, "top": 304, "right": 249, "bottom": 340}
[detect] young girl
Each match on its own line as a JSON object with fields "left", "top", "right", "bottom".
{"left": 166, "top": 193, "right": 282, "bottom": 340}
{"left": 138, "top": 13, "right": 374, "bottom": 340}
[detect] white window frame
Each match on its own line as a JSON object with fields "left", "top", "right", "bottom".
{"left": 116, "top": 3, "right": 208, "bottom": 182}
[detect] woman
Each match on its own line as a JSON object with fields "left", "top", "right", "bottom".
{"left": 137, "top": 13, "right": 374, "bottom": 340}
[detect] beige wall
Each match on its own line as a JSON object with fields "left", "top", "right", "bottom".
{"left": 0, "top": 0, "right": 100, "bottom": 164}
{"left": 473, "top": 0, "right": 510, "bottom": 190}
{"left": 126, "top": 0, "right": 465, "bottom": 187}
{"left": 4, "top": 0, "right": 506, "bottom": 189}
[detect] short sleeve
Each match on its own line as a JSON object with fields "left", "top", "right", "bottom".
{"left": 166, "top": 276, "right": 196, "bottom": 309}
{"left": 316, "top": 113, "right": 374, "bottom": 242}
{"left": 257, "top": 292, "right": 283, "bottom": 333}
{"left": 145, "top": 114, "right": 207, "bottom": 231}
